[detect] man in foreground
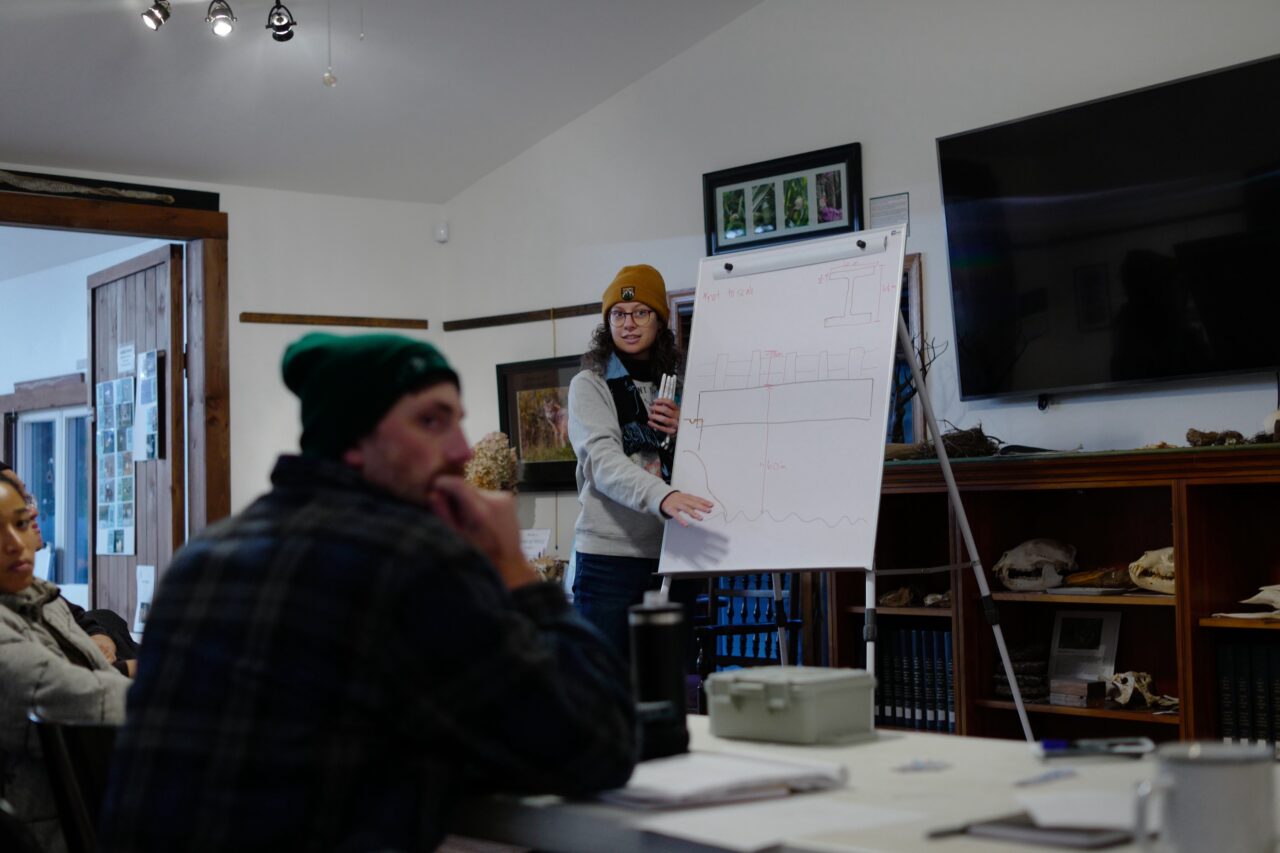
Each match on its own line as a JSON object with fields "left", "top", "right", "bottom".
{"left": 100, "top": 333, "right": 635, "bottom": 852}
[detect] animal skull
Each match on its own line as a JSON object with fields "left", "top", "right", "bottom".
{"left": 1107, "top": 671, "right": 1152, "bottom": 705}
{"left": 1128, "top": 546, "right": 1175, "bottom": 595}
{"left": 992, "top": 538, "right": 1077, "bottom": 591}
{"left": 1106, "top": 671, "right": 1178, "bottom": 709}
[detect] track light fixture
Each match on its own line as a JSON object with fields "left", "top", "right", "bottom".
{"left": 266, "top": 2, "right": 298, "bottom": 42}
{"left": 206, "top": 0, "right": 237, "bottom": 37}
{"left": 141, "top": 0, "right": 171, "bottom": 30}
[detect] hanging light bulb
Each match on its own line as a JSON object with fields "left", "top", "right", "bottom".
{"left": 141, "top": 0, "right": 171, "bottom": 30}
{"left": 265, "top": 1, "right": 298, "bottom": 42}
{"left": 206, "top": 0, "right": 237, "bottom": 37}
{"left": 321, "top": 0, "right": 336, "bottom": 87}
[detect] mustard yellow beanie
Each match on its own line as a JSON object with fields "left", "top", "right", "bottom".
{"left": 601, "top": 264, "right": 669, "bottom": 325}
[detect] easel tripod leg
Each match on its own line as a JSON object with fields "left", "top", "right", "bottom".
{"left": 896, "top": 314, "right": 1034, "bottom": 743}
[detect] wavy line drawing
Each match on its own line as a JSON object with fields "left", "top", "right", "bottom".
{"left": 677, "top": 449, "right": 868, "bottom": 529}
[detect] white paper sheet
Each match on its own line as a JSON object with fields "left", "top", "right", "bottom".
{"left": 601, "top": 751, "right": 846, "bottom": 808}
{"left": 637, "top": 796, "right": 920, "bottom": 852}
{"left": 1018, "top": 790, "right": 1159, "bottom": 831}
{"left": 133, "top": 564, "right": 156, "bottom": 634}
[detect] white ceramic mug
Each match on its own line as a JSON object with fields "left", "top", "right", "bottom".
{"left": 1134, "top": 741, "right": 1276, "bottom": 853}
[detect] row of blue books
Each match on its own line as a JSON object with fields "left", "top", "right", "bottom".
{"left": 1217, "top": 641, "right": 1280, "bottom": 745}
{"left": 875, "top": 628, "right": 955, "bottom": 733}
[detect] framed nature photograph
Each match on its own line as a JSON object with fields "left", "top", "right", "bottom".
{"left": 702, "top": 142, "right": 862, "bottom": 255}
{"left": 1049, "top": 610, "right": 1121, "bottom": 681}
{"left": 496, "top": 355, "right": 581, "bottom": 491}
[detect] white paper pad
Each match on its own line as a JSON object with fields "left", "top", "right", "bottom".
{"left": 1018, "top": 790, "right": 1159, "bottom": 831}
{"left": 600, "top": 751, "right": 846, "bottom": 808}
{"left": 637, "top": 796, "right": 920, "bottom": 852}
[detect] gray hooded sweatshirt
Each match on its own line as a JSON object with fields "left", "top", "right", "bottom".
{"left": 0, "top": 578, "right": 129, "bottom": 853}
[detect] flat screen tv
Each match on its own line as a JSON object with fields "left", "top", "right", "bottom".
{"left": 938, "top": 55, "right": 1280, "bottom": 401}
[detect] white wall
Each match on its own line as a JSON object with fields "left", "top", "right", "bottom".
{"left": 0, "top": 164, "right": 448, "bottom": 511}
{"left": 438, "top": 0, "right": 1280, "bottom": 557}
{"left": 216, "top": 185, "right": 447, "bottom": 508}
{"left": 0, "top": 241, "right": 167, "bottom": 395}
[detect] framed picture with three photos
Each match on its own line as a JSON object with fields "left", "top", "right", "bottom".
{"left": 702, "top": 143, "right": 863, "bottom": 256}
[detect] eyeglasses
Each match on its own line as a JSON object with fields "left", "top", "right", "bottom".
{"left": 608, "top": 308, "right": 655, "bottom": 328}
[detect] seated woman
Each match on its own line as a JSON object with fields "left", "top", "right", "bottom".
{"left": 0, "top": 466, "right": 130, "bottom": 852}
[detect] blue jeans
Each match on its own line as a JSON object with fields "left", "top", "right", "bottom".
{"left": 572, "top": 552, "right": 698, "bottom": 664}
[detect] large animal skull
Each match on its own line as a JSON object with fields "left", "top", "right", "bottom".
{"left": 1107, "top": 671, "right": 1151, "bottom": 705}
{"left": 1106, "top": 671, "right": 1179, "bottom": 709}
{"left": 992, "top": 538, "right": 1077, "bottom": 591}
{"left": 1128, "top": 546, "right": 1175, "bottom": 595}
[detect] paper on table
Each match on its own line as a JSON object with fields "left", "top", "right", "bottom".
{"left": 600, "top": 750, "right": 846, "bottom": 808}
{"left": 637, "top": 796, "right": 920, "bottom": 853}
{"left": 1211, "top": 611, "right": 1280, "bottom": 620}
{"left": 1018, "top": 790, "right": 1159, "bottom": 831}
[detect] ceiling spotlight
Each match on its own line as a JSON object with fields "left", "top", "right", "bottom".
{"left": 141, "top": 0, "right": 171, "bottom": 30}
{"left": 206, "top": 0, "right": 237, "bottom": 37}
{"left": 265, "top": 2, "right": 298, "bottom": 42}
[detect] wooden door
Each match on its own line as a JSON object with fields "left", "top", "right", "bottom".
{"left": 88, "top": 245, "right": 185, "bottom": 618}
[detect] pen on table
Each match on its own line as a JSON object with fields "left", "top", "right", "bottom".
{"left": 1014, "top": 767, "right": 1077, "bottom": 786}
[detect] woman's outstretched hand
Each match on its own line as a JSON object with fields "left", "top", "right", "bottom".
{"left": 660, "top": 491, "right": 713, "bottom": 526}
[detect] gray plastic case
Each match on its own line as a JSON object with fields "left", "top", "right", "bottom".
{"left": 705, "top": 666, "right": 876, "bottom": 744}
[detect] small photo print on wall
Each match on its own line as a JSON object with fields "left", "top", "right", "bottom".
{"left": 752, "top": 184, "right": 776, "bottom": 234}
{"left": 816, "top": 170, "right": 843, "bottom": 222}
{"left": 721, "top": 188, "right": 747, "bottom": 241}
{"left": 784, "top": 176, "right": 810, "bottom": 228}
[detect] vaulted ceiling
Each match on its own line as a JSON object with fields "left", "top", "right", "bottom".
{"left": 2, "top": 0, "right": 762, "bottom": 203}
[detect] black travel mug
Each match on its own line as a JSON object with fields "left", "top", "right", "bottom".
{"left": 629, "top": 590, "right": 689, "bottom": 760}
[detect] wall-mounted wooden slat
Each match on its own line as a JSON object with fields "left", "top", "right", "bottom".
{"left": 239, "top": 312, "right": 428, "bottom": 330}
{"left": 442, "top": 301, "right": 602, "bottom": 332}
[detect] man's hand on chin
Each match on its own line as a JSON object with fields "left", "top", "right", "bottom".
{"left": 429, "top": 476, "right": 540, "bottom": 590}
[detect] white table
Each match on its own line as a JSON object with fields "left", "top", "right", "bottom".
{"left": 450, "top": 716, "right": 1184, "bottom": 852}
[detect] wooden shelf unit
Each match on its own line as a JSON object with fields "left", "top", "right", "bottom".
{"left": 991, "top": 591, "right": 1174, "bottom": 607}
{"left": 973, "top": 699, "right": 1182, "bottom": 725}
{"left": 827, "top": 445, "right": 1280, "bottom": 743}
{"left": 846, "top": 606, "right": 953, "bottom": 618}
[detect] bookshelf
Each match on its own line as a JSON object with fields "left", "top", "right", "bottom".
{"left": 828, "top": 445, "right": 1280, "bottom": 743}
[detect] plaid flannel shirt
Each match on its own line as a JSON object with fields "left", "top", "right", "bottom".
{"left": 99, "top": 455, "right": 635, "bottom": 852}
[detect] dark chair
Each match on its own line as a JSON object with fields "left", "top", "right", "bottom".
{"left": 27, "top": 708, "right": 119, "bottom": 853}
{"left": 0, "top": 797, "right": 42, "bottom": 853}
{"left": 691, "top": 573, "right": 805, "bottom": 712}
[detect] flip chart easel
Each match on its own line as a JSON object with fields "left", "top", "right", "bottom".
{"left": 657, "top": 227, "right": 1034, "bottom": 743}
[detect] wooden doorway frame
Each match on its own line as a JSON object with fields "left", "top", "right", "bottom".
{"left": 0, "top": 191, "right": 231, "bottom": 538}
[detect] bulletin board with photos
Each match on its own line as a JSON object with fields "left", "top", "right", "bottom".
{"left": 93, "top": 348, "right": 164, "bottom": 557}
{"left": 95, "top": 376, "right": 136, "bottom": 555}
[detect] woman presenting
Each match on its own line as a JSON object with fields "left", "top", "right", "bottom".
{"left": 568, "top": 264, "right": 714, "bottom": 656}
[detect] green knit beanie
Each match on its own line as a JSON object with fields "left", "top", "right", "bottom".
{"left": 281, "top": 332, "right": 459, "bottom": 459}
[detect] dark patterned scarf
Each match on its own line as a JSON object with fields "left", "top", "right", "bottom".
{"left": 604, "top": 353, "right": 674, "bottom": 482}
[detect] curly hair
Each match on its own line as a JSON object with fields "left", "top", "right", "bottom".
{"left": 0, "top": 467, "right": 29, "bottom": 501}
{"left": 581, "top": 321, "right": 683, "bottom": 381}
